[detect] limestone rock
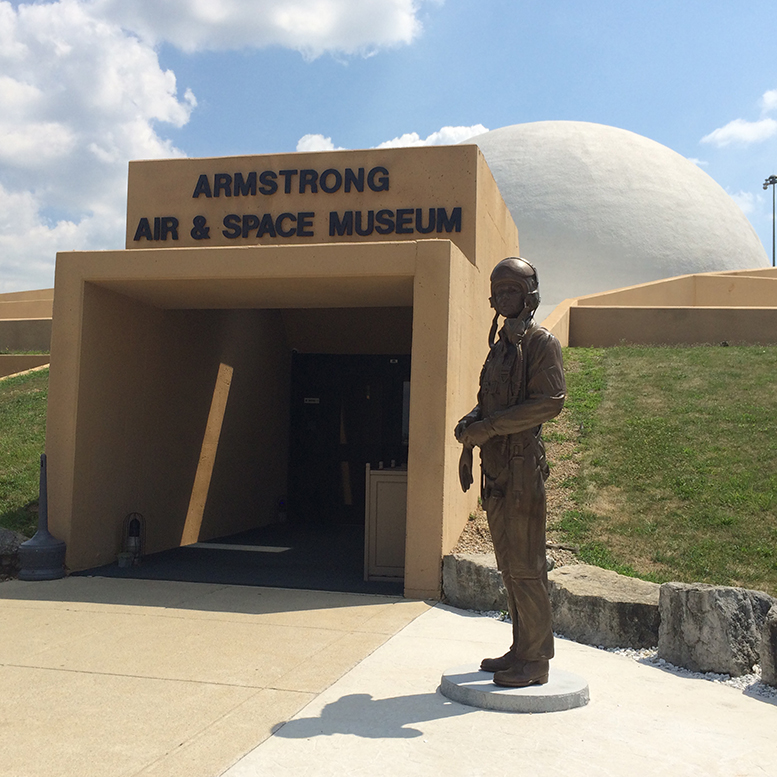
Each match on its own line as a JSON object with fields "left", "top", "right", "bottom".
{"left": 442, "top": 553, "right": 507, "bottom": 612}
{"left": 658, "top": 583, "right": 775, "bottom": 676}
{"left": 548, "top": 564, "right": 660, "bottom": 649}
{"left": 761, "top": 604, "right": 777, "bottom": 687}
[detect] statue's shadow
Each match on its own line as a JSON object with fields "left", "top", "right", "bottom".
{"left": 273, "top": 691, "right": 472, "bottom": 739}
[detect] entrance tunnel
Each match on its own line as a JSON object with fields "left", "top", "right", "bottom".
{"left": 76, "top": 302, "right": 413, "bottom": 594}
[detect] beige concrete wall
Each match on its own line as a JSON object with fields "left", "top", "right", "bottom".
{"left": 49, "top": 280, "right": 292, "bottom": 570}
{"left": 569, "top": 306, "right": 777, "bottom": 346}
{"left": 47, "top": 240, "right": 496, "bottom": 596}
{"left": 541, "top": 299, "right": 574, "bottom": 346}
{"left": 694, "top": 275, "right": 777, "bottom": 307}
{"left": 0, "top": 354, "right": 50, "bottom": 378}
{"left": 127, "top": 145, "right": 483, "bottom": 264}
{"left": 0, "top": 319, "right": 52, "bottom": 352}
{"left": 49, "top": 143, "right": 520, "bottom": 596}
{"left": 0, "top": 288, "right": 54, "bottom": 303}
{"left": 575, "top": 275, "right": 696, "bottom": 307}
{"left": 403, "top": 241, "right": 490, "bottom": 598}
{"left": 717, "top": 267, "right": 777, "bottom": 278}
{"left": 0, "top": 299, "right": 54, "bottom": 319}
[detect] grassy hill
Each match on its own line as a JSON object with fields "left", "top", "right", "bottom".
{"left": 549, "top": 345, "right": 777, "bottom": 596}
{"left": 0, "top": 367, "right": 48, "bottom": 538}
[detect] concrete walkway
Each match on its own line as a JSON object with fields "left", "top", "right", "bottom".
{"left": 0, "top": 577, "right": 428, "bottom": 777}
{"left": 2, "top": 577, "right": 776, "bottom": 777}
{"left": 226, "top": 604, "right": 777, "bottom": 777}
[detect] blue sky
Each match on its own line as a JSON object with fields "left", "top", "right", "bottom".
{"left": 2, "top": 0, "right": 776, "bottom": 291}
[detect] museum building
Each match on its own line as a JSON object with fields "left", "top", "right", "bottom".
{"left": 45, "top": 144, "right": 519, "bottom": 599}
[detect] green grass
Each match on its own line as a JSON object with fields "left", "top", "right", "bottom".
{"left": 549, "top": 346, "right": 777, "bottom": 595}
{"left": 0, "top": 368, "right": 48, "bottom": 537}
{"left": 2, "top": 350, "right": 777, "bottom": 595}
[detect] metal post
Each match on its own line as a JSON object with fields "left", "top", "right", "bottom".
{"left": 763, "top": 175, "right": 777, "bottom": 267}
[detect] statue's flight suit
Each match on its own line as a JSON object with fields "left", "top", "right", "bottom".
{"left": 456, "top": 258, "right": 566, "bottom": 687}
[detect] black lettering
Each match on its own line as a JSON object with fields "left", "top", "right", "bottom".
{"left": 415, "top": 208, "right": 436, "bottom": 234}
{"left": 436, "top": 206, "right": 462, "bottom": 233}
{"left": 133, "top": 217, "right": 153, "bottom": 241}
{"left": 222, "top": 214, "right": 241, "bottom": 238}
{"left": 297, "top": 212, "right": 314, "bottom": 236}
{"left": 299, "top": 169, "right": 318, "bottom": 193}
{"left": 375, "top": 208, "right": 394, "bottom": 234}
{"left": 395, "top": 208, "right": 413, "bottom": 234}
{"left": 258, "top": 170, "right": 278, "bottom": 195}
{"left": 319, "top": 169, "right": 342, "bottom": 193}
{"left": 279, "top": 169, "right": 299, "bottom": 194}
{"left": 160, "top": 217, "right": 179, "bottom": 240}
{"left": 234, "top": 172, "right": 257, "bottom": 197}
{"left": 276, "top": 213, "right": 296, "bottom": 237}
{"left": 191, "top": 216, "right": 210, "bottom": 240}
{"left": 355, "top": 210, "right": 374, "bottom": 236}
{"left": 257, "top": 213, "right": 277, "bottom": 238}
{"left": 242, "top": 214, "right": 260, "bottom": 238}
{"left": 367, "top": 166, "right": 389, "bottom": 192}
{"left": 153, "top": 217, "right": 161, "bottom": 241}
{"left": 214, "top": 173, "right": 232, "bottom": 197}
{"left": 192, "top": 174, "right": 212, "bottom": 198}
{"left": 344, "top": 168, "right": 364, "bottom": 193}
{"left": 329, "top": 211, "right": 353, "bottom": 236}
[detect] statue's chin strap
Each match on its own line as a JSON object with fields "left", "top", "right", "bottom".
{"left": 488, "top": 307, "right": 534, "bottom": 349}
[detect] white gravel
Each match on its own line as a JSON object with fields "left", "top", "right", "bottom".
{"left": 477, "top": 609, "right": 777, "bottom": 701}
{"left": 602, "top": 645, "right": 777, "bottom": 700}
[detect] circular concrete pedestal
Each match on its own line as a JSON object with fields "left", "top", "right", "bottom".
{"left": 440, "top": 665, "right": 589, "bottom": 713}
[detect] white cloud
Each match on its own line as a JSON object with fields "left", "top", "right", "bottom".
{"left": 701, "top": 87, "right": 777, "bottom": 147}
{"left": 760, "top": 89, "right": 777, "bottom": 114}
{"left": 374, "top": 124, "right": 489, "bottom": 149}
{"left": 686, "top": 157, "right": 708, "bottom": 167}
{"left": 90, "top": 0, "right": 426, "bottom": 58}
{"left": 701, "top": 117, "right": 777, "bottom": 147}
{"left": 296, "top": 124, "right": 489, "bottom": 153}
{"left": 0, "top": 0, "right": 435, "bottom": 292}
{"left": 296, "top": 134, "right": 345, "bottom": 152}
{"left": 0, "top": 0, "right": 195, "bottom": 290}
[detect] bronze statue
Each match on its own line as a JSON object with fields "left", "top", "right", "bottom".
{"left": 455, "top": 257, "right": 566, "bottom": 687}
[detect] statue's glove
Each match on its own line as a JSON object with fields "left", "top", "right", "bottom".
{"left": 458, "top": 446, "right": 473, "bottom": 492}
{"left": 458, "top": 420, "right": 492, "bottom": 448}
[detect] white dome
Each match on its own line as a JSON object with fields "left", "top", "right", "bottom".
{"left": 470, "top": 121, "right": 769, "bottom": 319}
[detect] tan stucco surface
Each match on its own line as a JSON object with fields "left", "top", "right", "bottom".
{"left": 48, "top": 145, "right": 519, "bottom": 598}
{"left": 125, "top": 144, "right": 518, "bottom": 269}
{"left": 47, "top": 242, "right": 502, "bottom": 597}
{"left": 546, "top": 268, "right": 777, "bottom": 346}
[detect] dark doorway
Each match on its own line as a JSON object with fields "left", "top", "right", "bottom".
{"left": 75, "top": 352, "right": 412, "bottom": 596}
{"left": 287, "top": 353, "right": 411, "bottom": 527}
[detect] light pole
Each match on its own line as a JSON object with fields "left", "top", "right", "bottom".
{"left": 763, "top": 175, "right": 777, "bottom": 267}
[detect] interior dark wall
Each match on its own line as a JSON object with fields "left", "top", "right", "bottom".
{"left": 281, "top": 307, "right": 413, "bottom": 354}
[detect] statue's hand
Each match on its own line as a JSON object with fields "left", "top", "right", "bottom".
{"left": 454, "top": 418, "right": 469, "bottom": 443}
{"left": 458, "top": 446, "right": 473, "bottom": 492}
{"left": 459, "top": 420, "right": 491, "bottom": 448}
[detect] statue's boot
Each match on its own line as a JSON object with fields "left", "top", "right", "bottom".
{"left": 493, "top": 659, "right": 549, "bottom": 688}
{"left": 479, "top": 649, "right": 514, "bottom": 673}
{"left": 480, "top": 572, "right": 520, "bottom": 673}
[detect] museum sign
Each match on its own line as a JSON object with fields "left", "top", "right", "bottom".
{"left": 125, "top": 145, "right": 478, "bottom": 259}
